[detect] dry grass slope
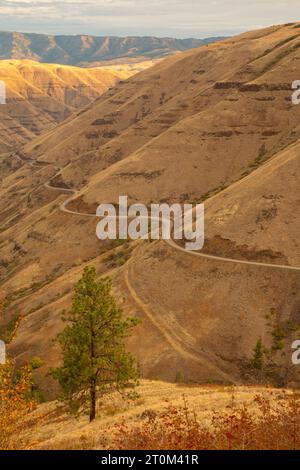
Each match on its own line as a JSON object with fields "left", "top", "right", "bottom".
{"left": 0, "top": 59, "right": 149, "bottom": 152}
{"left": 19, "top": 381, "right": 296, "bottom": 450}
{"left": 0, "top": 23, "right": 300, "bottom": 393}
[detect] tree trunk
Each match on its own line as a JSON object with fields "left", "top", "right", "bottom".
{"left": 89, "top": 377, "right": 96, "bottom": 422}
{"left": 89, "top": 318, "right": 97, "bottom": 422}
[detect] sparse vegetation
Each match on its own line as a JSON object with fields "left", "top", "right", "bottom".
{"left": 175, "top": 371, "right": 185, "bottom": 383}
{"left": 0, "top": 314, "right": 22, "bottom": 344}
{"left": 267, "top": 308, "right": 288, "bottom": 354}
{"left": 241, "top": 146, "right": 269, "bottom": 177}
{"left": 259, "top": 41, "right": 300, "bottom": 75}
{"left": 1, "top": 22, "right": 300, "bottom": 451}
{"left": 105, "top": 242, "right": 134, "bottom": 268}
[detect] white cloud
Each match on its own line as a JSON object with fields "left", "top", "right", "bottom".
{"left": 0, "top": 0, "right": 298, "bottom": 37}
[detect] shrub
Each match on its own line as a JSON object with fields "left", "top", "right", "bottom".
{"left": 30, "top": 356, "right": 44, "bottom": 370}
{"left": 175, "top": 371, "right": 185, "bottom": 383}
{"left": 0, "top": 358, "right": 36, "bottom": 449}
{"left": 113, "top": 393, "right": 300, "bottom": 450}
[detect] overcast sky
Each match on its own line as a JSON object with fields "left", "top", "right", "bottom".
{"left": 0, "top": 0, "right": 298, "bottom": 38}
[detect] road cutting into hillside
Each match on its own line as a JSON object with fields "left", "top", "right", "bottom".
{"left": 37, "top": 159, "right": 300, "bottom": 272}
{"left": 14, "top": 153, "right": 300, "bottom": 272}
{"left": 13, "top": 153, "right": 300, "bottom": 384}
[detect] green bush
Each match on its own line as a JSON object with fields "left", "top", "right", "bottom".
{"left": 252, "top": 338, "right": 264, "bottom": 370}
{"left": 30, "top": 356, "right": 44, "bottom": 370}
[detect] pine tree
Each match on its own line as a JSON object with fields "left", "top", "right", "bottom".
{"left": 252, "top": 338, "right": 264, "bottom": 371}
{"left": 52, "top": 266, "right": 140, "bottom": 422}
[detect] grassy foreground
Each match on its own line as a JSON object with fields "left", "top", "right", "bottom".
{"left": 12, "top": 380, "right": 300, "bottom": 450}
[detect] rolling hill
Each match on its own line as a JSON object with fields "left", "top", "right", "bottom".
{"left": 0, "top": 32, "right": 225, "bottom": 66}
{"left": 1, "top": 22, "right": 300, "bottom": 396}
{"left": 0, "top": 59, "right": 149, "bottom": 152}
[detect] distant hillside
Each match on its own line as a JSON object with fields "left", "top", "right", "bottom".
{"left": 0, "top": 32, "right": 225, "bottom": 66}
{"left": 0, "top": 59, "right": 141, "bottom": 152}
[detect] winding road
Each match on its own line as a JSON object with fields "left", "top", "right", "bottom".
{"left": 13, "top": 153, "right": 300, "bottom": 271}
{"left": 11, "top": 153, "right": 300, "bottom": 384}
{"left": 20, "top": 155, "right": 299, "bottom": 272}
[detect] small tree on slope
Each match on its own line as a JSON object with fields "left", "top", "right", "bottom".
{"left": 252, "top": 338, "right": 264, "bottom": 371}
{"left": 52, "top": 266, "right": 140, "bottom": 422}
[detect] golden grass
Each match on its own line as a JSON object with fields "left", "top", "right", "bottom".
{"left": 19, "top": 380, "right": 291, "bottom": 450}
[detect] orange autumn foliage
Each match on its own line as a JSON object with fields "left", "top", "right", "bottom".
{"left": 0, "top": 301, "right": 38, "bottom": 449}
{"left": 114, "top": 393, "right": 300, "bottom": 450}
{"left": 0, "top": 358, "right": 36, "bottom": 450}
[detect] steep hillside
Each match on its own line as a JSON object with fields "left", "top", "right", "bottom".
{"left": 1, "top": 23, "right": 300, "bottom": 395}
{"left": 0, "top": 32, "right": 224, "bottom": 66}
{"left": 20, "top": 23, "right": 300, "bottom": 197}
{"left": 0, "top": 59, "right": 144, "bottom": 152}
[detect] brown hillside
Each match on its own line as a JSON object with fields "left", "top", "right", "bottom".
{"left": 0, "top": 59, "right": 144, "bottom": 152}
{"left": 1, "top": 23, "right": 300, "bottom": 395}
